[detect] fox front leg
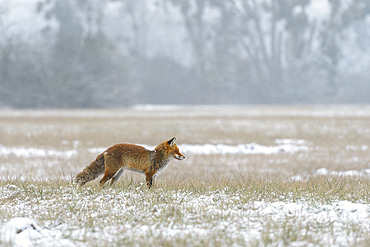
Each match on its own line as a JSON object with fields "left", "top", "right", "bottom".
{"left": 145, "top": 172, "right": 156, "bottom": 189}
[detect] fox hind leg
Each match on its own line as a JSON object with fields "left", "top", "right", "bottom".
{"left": 100, "top": 153, "right": 120, "bottom": 187}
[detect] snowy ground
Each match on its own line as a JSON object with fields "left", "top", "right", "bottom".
{"left": 0, "top": 106, "right": 369, "bottom": 246}
{"left": 0, "top": 183, "right": 369, "bottom": 246}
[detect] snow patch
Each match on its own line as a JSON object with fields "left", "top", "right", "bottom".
{"left": 290, "top": 175, "right": 304, "bottom": 181}
{"left": 0, "top": 217, "right": 70, "bottom": 246}
{"left": 291, "top": 168, "right": 370, "bottom": 181}
{"left": 316, "top": 167, "right": 329, "bottom": 175}
{"left": 88, "top": 140, "right": 309, "bottom": 155}
{"left": 1, "top": 218, "right": 41, "bottom": 246}
{"left": 0, "top": 145, "right": 77, "bottom": 158}
{"left": 252, "top": 200, "right": 369, "bottom": 224}
{"left": 180, "top": 142, "right": 308, "bottom": 155}
{"left": 345, "top": 145, "right": 368, "bottom": 151}
{"left": 316, "top": 168, "right": 370, "bottom": 177}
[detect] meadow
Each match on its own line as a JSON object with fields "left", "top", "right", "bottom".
{"left": 0, "top": 105, "right": 369, "bottom": 246}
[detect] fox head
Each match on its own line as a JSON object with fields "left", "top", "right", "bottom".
{"left": 154, "top": 137, "right": 185, "bottom": 160}
{"left": 166, "top": 137, "right": 185, "bottom": 160}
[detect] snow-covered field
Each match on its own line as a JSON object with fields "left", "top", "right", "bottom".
{"left": 0, "top": 106, "right": 369, "bottom": 246}
{"left": 0, "top": 184, "right": 369, "bottom": 246}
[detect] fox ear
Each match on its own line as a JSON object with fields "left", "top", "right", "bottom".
{"left": 168, "top": 137, "right": 176, "bottom": 146}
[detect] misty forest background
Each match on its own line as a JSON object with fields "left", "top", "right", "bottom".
{"left": 0, "top": 0, "right": 370, "bottom": 108}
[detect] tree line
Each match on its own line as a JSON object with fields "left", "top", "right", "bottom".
{"left": 0, "top": 0, "right": 369, "bottom": 108}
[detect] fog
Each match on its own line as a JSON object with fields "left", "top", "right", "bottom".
{"left": 0, "top": 0, "right": 369, "bottom": 108}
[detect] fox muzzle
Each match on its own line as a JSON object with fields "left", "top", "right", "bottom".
{"left": 175, "top": 154, "right": 185, "bottom": 160}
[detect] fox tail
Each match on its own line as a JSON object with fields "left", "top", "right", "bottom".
{"left": 74, "top": 153, "right": 105, "bottom": 186}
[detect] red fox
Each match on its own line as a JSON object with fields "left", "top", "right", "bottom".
{"left": 75, "top": 137, "right": 185, "bottom": 188}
